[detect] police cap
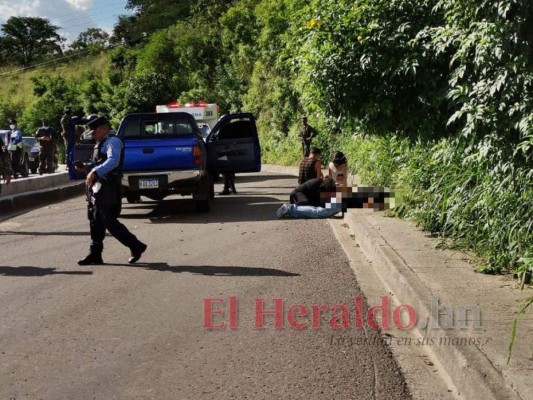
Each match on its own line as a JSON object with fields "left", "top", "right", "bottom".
{"left": 86, "top": 115, "right": 108, "bottom": 136}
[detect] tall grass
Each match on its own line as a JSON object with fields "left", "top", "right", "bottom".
{"left": 340, "top": 134, "right": 533, "bottom": 275}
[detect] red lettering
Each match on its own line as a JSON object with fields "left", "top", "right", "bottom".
{"left": 393, "top": 304, "right": 417, "bottom": 330}
{"left": 354, "top": 296, "right": 364, "bottom": 329}
{"left": 229, "top": 296, "right": 238, "bottom": 329}
{"left": 329, "top": 304, "right": 351, "bottom": 329}
{"left": 367, "top": 296, "right": 390, "bottom": 330}
{"left": 287, "top": 304, "right": 308, "bottom": 329}
{"left": 311, "top": 304, "right": 328, "bottom": 329}
{"left": 255, "top": 298, "right": 284, "bottom": 329}
{"left": 204, "top": 298, "right": 225, "bottom": 329}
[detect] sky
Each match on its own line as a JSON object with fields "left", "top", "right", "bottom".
{"left": 0, "top": 0, "right": 132, "bottom": 44}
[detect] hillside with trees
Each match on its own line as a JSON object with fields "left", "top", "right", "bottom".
{"left": 0, "top": 0, "right": 531, "bottom": 281}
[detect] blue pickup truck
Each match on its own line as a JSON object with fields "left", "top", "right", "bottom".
{"left": 75, "top": 112, "right": 261, "bottom": 212}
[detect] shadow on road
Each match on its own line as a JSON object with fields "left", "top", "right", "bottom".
{"left": 228, "top": 174, "right": 295, "bottom": 184}
{"left": 0, "top": 266, "right": 93, "bottom": 276}
{"left": 134, "top": 263, "right": 300, "bottom": 277}
{"left": 121, "top": 195, "right": 285, "bottom": 224}
{"left": 0, "top": 231, "right": 88, "bottom": 237}
{"left": 116, "top": 171, "right": 295, "bottom": 224}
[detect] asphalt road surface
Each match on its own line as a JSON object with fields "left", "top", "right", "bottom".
{"left": 0, "top": 172, "right": 411, "bottom": 399}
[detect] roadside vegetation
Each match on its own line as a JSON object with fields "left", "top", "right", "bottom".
{"left": 0, "top": 0, "right": 531, "bottom": 283}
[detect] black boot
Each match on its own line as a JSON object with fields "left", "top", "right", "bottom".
{"left": 230, "top": 180, "right": 237, "bottom": 194}
{"left": 78, "top": 253, "right": 104, "bottom": 265}
{"left": 219, "top": 187, "right": 231, "bottom": 195}
{"left": 129, "top": 242, "right": 147, "bottom": 264}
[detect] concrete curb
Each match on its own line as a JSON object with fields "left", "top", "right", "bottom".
{"left": 347, "top": 212, "right": 522, "bottom": 400}
{"left": 0, "top": 169, "right": 85, "bottom": 217}
{"left": 1, "top": 171, "right": 70, "bottom": 197}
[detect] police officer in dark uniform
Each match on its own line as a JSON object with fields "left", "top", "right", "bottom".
{"left": 76, "top": 115, "right": 147, "bottom": 265}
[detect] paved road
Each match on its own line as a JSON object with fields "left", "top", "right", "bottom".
{"left": 0, "top": 172, "right": 410, "bottom": 399}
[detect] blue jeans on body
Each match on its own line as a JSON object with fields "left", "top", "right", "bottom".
{"left": 286, "top": 204, "right": 341, "bottom": 218}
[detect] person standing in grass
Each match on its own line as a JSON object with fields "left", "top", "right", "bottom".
{"left": 300, "top": 116, "right": 318, "bottom": 156}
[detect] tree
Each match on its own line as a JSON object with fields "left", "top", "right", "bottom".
{"left": 122, "top": 0, "right": 192, "bottom": 41}
{"left": 110, "top": 15, "right": 141, "bottom": 47}
{"left": 71, "top": 28, "right": 109, "bottom": 52}
{"left": 0, "top": 16, "right": 64, "bottom": 67}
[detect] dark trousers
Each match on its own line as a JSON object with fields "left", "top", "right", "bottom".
{"left": 302, "top": 141, "right": 311, "bottom": 157}
{"left": 11, "top": 147, "right": 21, "bottom": 174}
{"left": 223, "top": 172, "right": 236, "bottom": 191}
{"left": 88, "top": 182, "right": 144, "bottom": 254}
{"left": 39, "top": 144, "right": 55, "bottom": 173}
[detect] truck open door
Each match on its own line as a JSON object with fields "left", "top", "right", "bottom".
{"left": 205, "top": 113, "right": 261, "bottom": 174}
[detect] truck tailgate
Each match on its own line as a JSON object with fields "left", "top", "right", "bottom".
{"left": 123, "top": 137, "right": 200, "bottom": 171}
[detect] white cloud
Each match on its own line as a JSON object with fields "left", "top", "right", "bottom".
{"left": 0, "top": 1, "right": 42, "bottom": 20}
{"left": 65, "top": 0, "right": 94, "bottom": 11}
{"left": 0, "top": 0, "right": 102, "bottom": 43}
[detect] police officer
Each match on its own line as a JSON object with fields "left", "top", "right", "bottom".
{"left": 35, "top": 119, "right": 56, "bottom": 174}
{"left": 0, "top": 134, "right": 13, "bottom": 194}
{"left": 8, "top": 119, "right": 23, "bottom": 177}
{"left": 77, "top": 115, "right": 147, "bottom": 265}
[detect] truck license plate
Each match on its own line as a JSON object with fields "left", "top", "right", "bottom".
{"left": 138, "top": 178, "right": 159, "bottom": 189}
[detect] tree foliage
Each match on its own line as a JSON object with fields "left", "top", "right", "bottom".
{"left": 71, "top": 28, "right": 110, "bottom": 52}
{"left": 0, "top": 16, "right": 63, "bottom": 67}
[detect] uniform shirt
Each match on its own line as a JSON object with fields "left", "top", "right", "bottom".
{"left": 9, "top": 128, "right": 22, "bottom": 145}
{"left": 35, "top": 126, "right": 56, "bottom": 146}
{"left": 300, "top": 124, "right": 317, "bottom": 143}
{"left": 93, "top": 134, "right": 123, "bottom": 179}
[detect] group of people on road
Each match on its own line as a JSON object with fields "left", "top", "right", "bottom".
{"left": 277, "top": 147, "right": 349, "bottom": 219}
{"left": 0, "top": 117, "right": 60, "bottom": 185}
{"left": 276, "top": 115, "right": 352, "bottom": 219}
{"left": 1, "top": 110, "right": 147, "bottom": 266}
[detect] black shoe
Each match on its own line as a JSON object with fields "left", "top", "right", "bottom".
{"left": 78, "top": 253, "right": 104, "bottom": 265}
{"left": 219, "top": 189, "right": 231, "bottom": 195}
{"left": 129, "top": 243, "right": 147, "bottom": 264}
